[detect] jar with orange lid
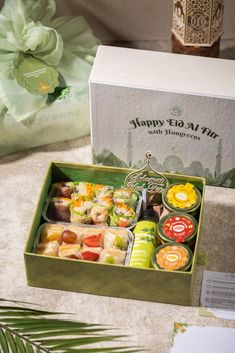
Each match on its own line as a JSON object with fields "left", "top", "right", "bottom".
{"left": 151, "top": 243, "right": 193, "bottom": 271}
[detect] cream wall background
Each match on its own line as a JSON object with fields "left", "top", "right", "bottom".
{"left": 0, "top": 0, "right": 234, "bottom": 43}
{"left": 56, "top": 0, "right": 234, "bottom": 42}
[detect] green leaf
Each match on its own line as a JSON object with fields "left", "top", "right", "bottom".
{"left": 1, "top": 318, "right": 91, "bottom": 325}
{"left": 20, "top": 325, "right": 94, "bottom": 335}
{"left": 61, "top": 347, "right": 141, "bottom": 353}
{"left": 30, "top": 328, "right": 109, "bottom": 340}
{"left": 0, "top": 305, "right": 65, "bottom": 316}
{"left": 25, "top": 342, "right": 36, "bottom": 353}
{"left": 0, "top": 328, "right": 9, "bottom": 353}
{"left": 15, "top": 336, "right": 27, "bottom": 353}
{"left": 0, "top": 312, "right": 45, "bottom": 318}
{"left": 0, "top": 299, "right": 143, "bottom": 353}
{"left": 45, "top": 336, "right": 124, "bottom": 349}
{"left": 4, "top": 331, "right": 18, "bottom": 353}
{"left": 1, "top": 318, "right": 94, "bottom": 330}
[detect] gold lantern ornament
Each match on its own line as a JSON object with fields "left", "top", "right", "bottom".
{"left": 172, "top": 0, "right": 224, "bottom": 57}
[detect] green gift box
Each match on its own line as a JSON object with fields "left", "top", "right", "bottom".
{"left": 24, "top": 162, "right": 205, "bottom": 306}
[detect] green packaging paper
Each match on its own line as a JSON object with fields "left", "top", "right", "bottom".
{"left": 0, "top": 0, "right": 100, "bottom": 156}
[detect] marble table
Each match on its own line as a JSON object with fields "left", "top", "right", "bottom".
{"left": 0, "top": 135, "right": 234, "bottom": 353}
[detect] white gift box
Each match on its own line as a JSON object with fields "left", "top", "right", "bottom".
{"left": 89, "top": 45, "right": 235, "bottom": 188}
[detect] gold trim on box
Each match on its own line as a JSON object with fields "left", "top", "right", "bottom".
{"left": 172, "top": 0, "right": 224, "bottom": 47}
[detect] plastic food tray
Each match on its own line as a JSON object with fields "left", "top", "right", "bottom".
{"left": 34, "top": 222, "right": 134, "bottom": 267}
{"left": 42, "top": 184, "right": 142, "bottom": 230}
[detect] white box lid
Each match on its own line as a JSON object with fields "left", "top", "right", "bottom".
{"left": 89, "top": 45, "right": 235, "bottom": 100}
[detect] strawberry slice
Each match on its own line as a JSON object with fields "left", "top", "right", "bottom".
{"left": 81, "top": 251, "right": 99, "bottom": 261}
{"left": 83, "top": 234, "right": 103, "bottom": 247}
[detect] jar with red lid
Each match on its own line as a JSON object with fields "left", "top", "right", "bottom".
{"left": 157, "top": 212, "right": 197, "bottom": 247}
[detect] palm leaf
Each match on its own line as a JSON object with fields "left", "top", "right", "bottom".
{"left": 0, "top": 300, "right": 143, "bottom": 353}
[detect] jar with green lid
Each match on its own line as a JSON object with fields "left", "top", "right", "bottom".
{"left": 152, "top": 242, "right": 193, "bottom": 271}
{"left": 158, "top": 212, "right": 197, "bottom": 247}
{"left": 162, "top": 182, "right": 201, "bottom": 215}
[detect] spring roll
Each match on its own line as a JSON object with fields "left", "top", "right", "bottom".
{"left": 51, "top": 197, "right": 72, "bottom": 222}
{"left": 94, "top": 184, "right": 114, "bottom": 198}
{"left": 53, "top": 182, "right": 75, "bottom": 198}
{"left": 113, "top": 188, "right": 137, "bottom": 206}
{"left": 90, "top": 205, "right": 109, "bottom": 225}
{"left": 93, "top": 195, "right": 113, "bottom": 210}
{"left": 73, "top": 182, "right": 95, "bottom": 200}
{"left": 70, "top": 197, "right": 93, "bottom": 224}
{"left": 110, "top": 202, "right": 136, "bottom": 228}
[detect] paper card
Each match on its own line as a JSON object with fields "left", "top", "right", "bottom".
{"left": 12, "top": 55, "right": 59, "bottom": 95}
{"left": 200, "top": 270, "right": 235, "bottom": 320}
{"left": 171, "top": 323, "right": 235, "bottom": 353}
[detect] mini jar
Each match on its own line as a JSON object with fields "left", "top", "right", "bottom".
{"left": 152, "top": 243, "right": 193, "bottom": 271}
{"left": 162, "top": 182, "right": 201, "bottom": 215}
{"left": 158, "top": 212, "right": 197, "bottom": 247}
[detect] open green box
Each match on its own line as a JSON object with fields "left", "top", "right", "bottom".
{"left": 24, "top": 162, "right": 205, "bottom": 306}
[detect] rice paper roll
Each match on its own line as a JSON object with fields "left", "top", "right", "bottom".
{"left": 103, "top": 229, "right": 129, "bottom": 250}
{"left": 90, "top": 205, "right": 109, "bottom": 225}
{"left": 73, "top": 182, "right": 95, "bottom": 200}
{"left": 70, "top": 197, "right": 93, "bottom": 224}
{"left": 93, "top": 196, "right": 113, "bottom": 210}
{"left": 99, "top": 249, "right": 126, "bottom": 265}
{"left": 71, "top": 191, "right": 79, "bottom": 200}
{"left": 94, "top": 184, "right": 114, "bottom": 198}
{"left": 53, "top": 182, "right": 75, "bottom": 198}
{"left": 51, "top": 197, "right": 72, "bottom": 222}
{"left": 113, "top": 188, "right": 138, "bottom": 207}
{"left": 110, "top": 202, "right": 136, "bottom": 228}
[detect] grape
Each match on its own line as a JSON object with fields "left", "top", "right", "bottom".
{"left": 61, "top": 230, "right": 77, "bottom": 244}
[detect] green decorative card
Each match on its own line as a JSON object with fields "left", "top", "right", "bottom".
{"left": 12, "top": 55, "right": 59, "bottom": 96}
